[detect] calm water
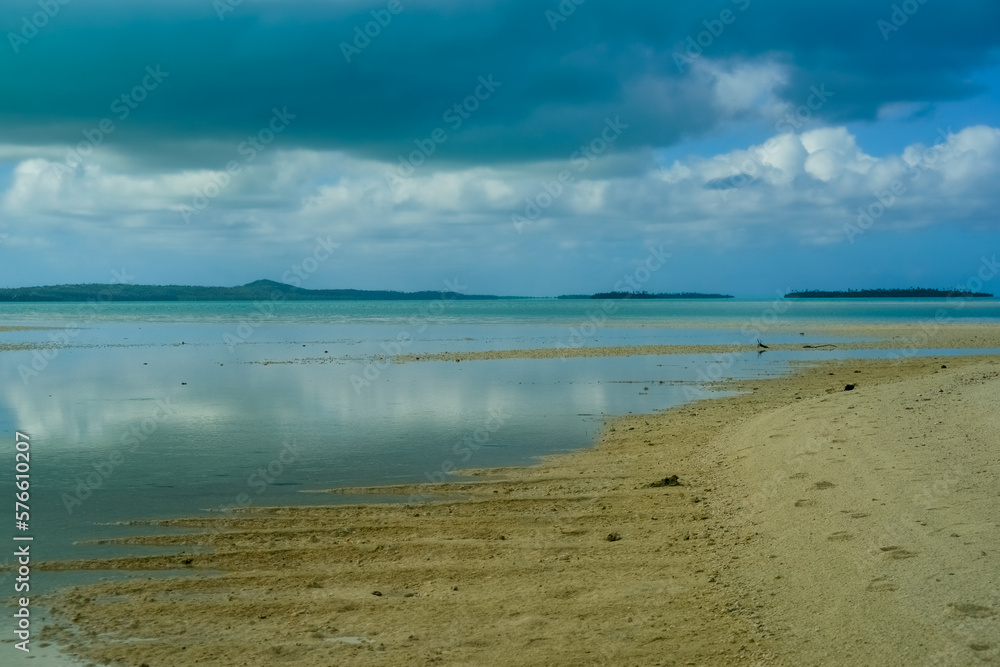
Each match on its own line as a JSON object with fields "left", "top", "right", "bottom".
{"left": 2, "top": 296, "right": 1000, "bottom": 327}
{"left": 0, "top": 297, "right": 998, "bottom": 569}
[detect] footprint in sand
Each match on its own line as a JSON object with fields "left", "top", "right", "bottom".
{"left": 880, "top": 546, "right": 918, "bottom": 559}
{"left": 866, "top": 577, "right": 899, "bottom": 592}
{"left": 794, "top": 499, "right": 816, "bottom": 508}
{"left": 948, "top": 603, "right": 997, "bottom": 618}
{"left": 828, "top": 531, "right": 853, "bottom": 542}
{"left": 812, "top": 481, "right": 836, "bottom": 490}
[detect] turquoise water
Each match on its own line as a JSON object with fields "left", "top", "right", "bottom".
{"left": 0, "top": 298, "right": 997, "bottom": 570}
{"left": 1, "top": 296, "right": 999, "bottom": 327}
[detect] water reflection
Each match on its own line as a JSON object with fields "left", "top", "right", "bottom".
{"left": 1, "top": 324, "right": 758, "bottom": 562}
{"left": 0, "top": 316, "right": 994, "bottom": 564}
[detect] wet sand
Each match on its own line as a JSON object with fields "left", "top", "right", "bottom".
{"left": 0, "top": 326, "right": 54, "bottom": 352}
{"left": 35, "top": 343, "right": 1000, "bottom": 665}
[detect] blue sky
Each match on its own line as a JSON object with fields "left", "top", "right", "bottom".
{"left": 1, "top": 0, "right": 998, "bottom": 296}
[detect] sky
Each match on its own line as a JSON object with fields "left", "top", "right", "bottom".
{"left": 1, "top": 0, "right": 999, "bottom": 297}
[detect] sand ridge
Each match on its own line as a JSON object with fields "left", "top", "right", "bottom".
{"left": 386, "top": 322, "right": 1000, "bottom": 363}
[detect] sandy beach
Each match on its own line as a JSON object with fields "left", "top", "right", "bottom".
{"left": 32, "top": 326, "right": 1000, "bottom": 666}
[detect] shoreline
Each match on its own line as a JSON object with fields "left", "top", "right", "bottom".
{"left": 37, "top": 351, "right": 1000, "bottom": 665}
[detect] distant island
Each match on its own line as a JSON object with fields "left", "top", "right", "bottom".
{"left": 558, "top": 291, "right": 734, "bottom": 300}
{"left": 0, "top": 279, "right": 500, "bottom": 302}
{"left": 785, "top": 288, "right": 993, "bottom": 299}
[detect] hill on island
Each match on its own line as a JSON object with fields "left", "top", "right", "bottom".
{"left": 0, "top": 280, "right": 501, "bottom": 302}
{"left": 785, "top": 288, "right": 993, "bottom": 298}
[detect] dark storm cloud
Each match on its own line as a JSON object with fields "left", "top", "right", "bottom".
{"left": 1, "top": 0, "right": 998, "bottom": 167}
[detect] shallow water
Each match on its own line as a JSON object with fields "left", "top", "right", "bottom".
{"left": 3, "top": 333, "right": 770, "bottom": 564}
{"left": 0, "top": 299, "right": 996, "bottom": 567}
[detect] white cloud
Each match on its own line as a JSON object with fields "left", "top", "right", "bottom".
{"left": 800, "top": 127, "right": 876, "bottom": 182}
{"left": 700, "top": 58, "right": 791, "bottom": 119}
{"left": 3, "top": 159, "right": 200, "bottom": 217}
{"left": 2, "top": 125, "right": 998, "bottom": 256}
